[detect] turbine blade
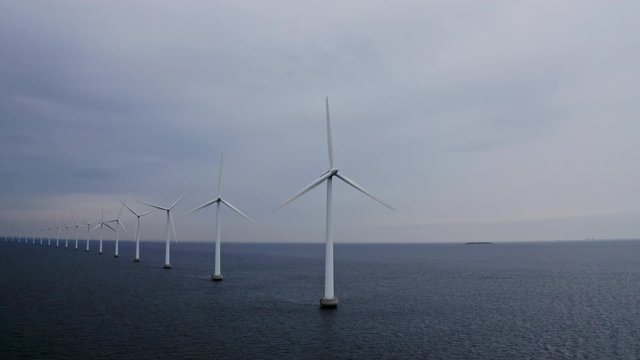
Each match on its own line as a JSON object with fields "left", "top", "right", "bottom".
{"left": 220, "top": 199, "right": 256, "bottom": 223}
{"left": 169, "top": 196, "right": 183, "bottom": 210}
{"left": 137, "top": 200, "right": 169, "bottom": 211}
{"left": 335, "top": 173, "right": 395, "bottom": 210}
{"left": 169, "top": 213, "right": 178, "bottom": 243}
{"left": 186, "top": 198, "right": 219, "bottom": 215}
{"left": 117, "top": 205, "right": 124, "bottom": 220}
{"left": 326, "top": 97, "right": 334, "bottom": 168}
{"left": 217, "top": 152, "right": 224, "bottom": 196}
{"left": 104, "top": 222, "right": 116, "bottom": 232}
{"left": 119, "top": 220, "right": 129, "bottom": 236}
{"left": 121, "top": 201, "right": 139, "bottom": 217}
{"left": 71, "top": 213, "right": 77, "bottom": 226}
{"left": 139, "top": 211, "right": 153, "bottom": 217}
{"left": 276, "top": 171, "right": 331, "bottom": 210}
{"left": 90, "top": 224, "right": 100, "bottom": 232}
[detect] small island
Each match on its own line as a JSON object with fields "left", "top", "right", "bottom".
{"left": 465, "top": 242, "right": 493, "bottom": 245}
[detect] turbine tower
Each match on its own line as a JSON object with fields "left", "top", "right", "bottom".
{"left": 106, "top": 205, "right": 129, "bottom": 258}
{"left": 278, "top": 98, "right": 394, "bottom": 308}
{"left": 187, "top": 153, "right": 256, "bottom": 281}
{"left": 121, "top": 201, "right": 152, "bottom": 263}
{"left": 138, "top": 197, "right": 181, "bottom": 269}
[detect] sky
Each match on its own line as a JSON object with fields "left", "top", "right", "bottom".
{"left": 1, "top": 0, "right": 640, "bottom": 243}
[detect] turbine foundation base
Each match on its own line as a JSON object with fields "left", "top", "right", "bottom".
{"left": 114, "top": 255, "right": 119, "bottom": 258}
{"left": 98, "top": 251, "right": 103, "bottom": 255}
{"left": 320, "top": 297, "right": 339, "bottom": 309}
{"left": 211, "top": 274, "right": 224, "bottom": 281}
{"left": 163, "top": 264, "right": 172, "bottom": 269}
{"left": 133, "top": 258, "right": 141, "bottom": 263}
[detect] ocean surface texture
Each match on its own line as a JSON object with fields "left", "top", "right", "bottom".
{"left": 1, "top": 240, "right": 640, "bottom": 359}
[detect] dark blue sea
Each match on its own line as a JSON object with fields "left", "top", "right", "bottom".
{"left": 2, "top": 239, "right": 640, "bottom": 359}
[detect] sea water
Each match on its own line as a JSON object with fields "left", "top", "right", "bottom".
{"left": 1, "top": 240, "right": 640, "bottom": 359}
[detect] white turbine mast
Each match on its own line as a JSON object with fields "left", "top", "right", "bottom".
{"left": 121, "top": 201, "right": 152, "bottom": 263}
{"left": 278, "top": 97, "right": 394, "bottom": 309}
{"left": 138, "top": 196, "right": 182, "bottom": 269}
{"left": 187, "top": 153, "right": 256, "bottom": 281}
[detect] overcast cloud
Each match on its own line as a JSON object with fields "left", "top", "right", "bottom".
{"left": 1, "top": 0, "right": 640, "bottom": 242}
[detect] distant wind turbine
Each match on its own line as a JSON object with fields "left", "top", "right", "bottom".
{"left": 121, "top": 201, "right": 152, "bottom": 263}
{"left": 138, "top": 197, "right": 181, "bottom": 269}
{"left": 61, "top": 220, "right": 71, "bottom": 249}
{"left": 106, "top": 205, "right": 129, "bottom": 258}
{"left": 83, "top": 220, "right": 96, "bottom": 251}
{"left": 71, "top": 214, "right": 81, "bottom": 250}
{"left": 278, "top": 98, "right": 394, "bottom": 308}
{"left": 187, "top": 153, "right": 256, "bottom": 281}
{"left": 91, "top": 207, "right": 115, "bottom": 254}
{"left": 55, "top": 225, "right": 61, "bottom": 247}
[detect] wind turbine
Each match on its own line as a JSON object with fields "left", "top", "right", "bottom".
{"left": 106, "top": 205, "right": 129, "bottom": 258}
{"left": 55, "top": 225, "right": 61, "bottom": 247}
{"left": 91, "top": 207, "right": 115, "bottom": 254}
{"left": 47, "top": 226, "right": 52, "bottom": 246}
{"left": 83, "top": 220, "right": 96, "bottom": 251}
{"left": 70, "top": 215, "right": 82, "bottom": 250}
{"left": 60, "top": 220, "right": 71, "bottom": 249}
{"left": 138, "top": 197, "right": 181, "bottom": 269}
{"left": 121, "top": 201, "right": 152, "bottom": 263}
{"left": 278, "top": 97, "right": 394, "bottom": 308}
{"left": 187, "top": 153, "right": 256, "bottom": 281}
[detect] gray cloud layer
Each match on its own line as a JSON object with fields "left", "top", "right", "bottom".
{"left": 2, "top": 1, "right": 640, "bottom": 242}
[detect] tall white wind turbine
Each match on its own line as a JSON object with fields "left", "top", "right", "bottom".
{"left": 106, "top": 205, "right": 129, "bottom": 258}
{"left": 121, "top": 201, "right": 152, "bottom": 263}
{"left": 278, "top": 98, "right": 394, "bottom": 308}
{"left": 138, "top": 197, "right": 181, "bottom": 269}
{"left": 187, "top": 153, "right": 256, "bottom": 281}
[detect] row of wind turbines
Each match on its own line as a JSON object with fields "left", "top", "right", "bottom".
{"left": 2, "top": 98, "right": 393, "bottom": 308}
